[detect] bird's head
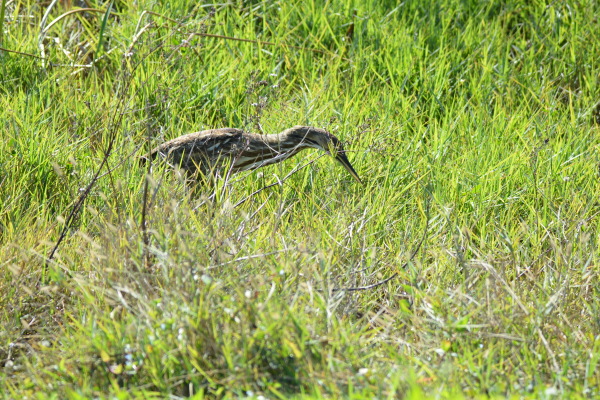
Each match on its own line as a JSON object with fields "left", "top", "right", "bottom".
{"left": 285, "top": 125, "right": 363, "bottom": 185}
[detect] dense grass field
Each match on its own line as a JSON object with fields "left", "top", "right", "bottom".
{"left": 1, "top": 0, "right": 599, "bottom": 398}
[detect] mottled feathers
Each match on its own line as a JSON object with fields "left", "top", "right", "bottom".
{"left": 142, "top": 126, "right": 363, "bottom": 185}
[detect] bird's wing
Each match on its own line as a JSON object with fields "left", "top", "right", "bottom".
{"left": 150, "top": 128, "right": 246, "bottom": 172}
{"left": 152, "top": 128, "right": 243, "bottom": 154}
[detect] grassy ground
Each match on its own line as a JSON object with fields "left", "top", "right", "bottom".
{"left": 1, "top": 0, "right": 599, "bottom": 398}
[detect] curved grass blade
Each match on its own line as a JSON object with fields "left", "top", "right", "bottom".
{"left": 96, "top": 0, "right": 114, "bottom": 59}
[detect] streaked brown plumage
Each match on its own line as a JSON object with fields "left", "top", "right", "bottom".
{"left": 143, "top": 125, "right": 363, "bottom": 185}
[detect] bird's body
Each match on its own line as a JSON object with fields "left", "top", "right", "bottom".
{"left": 143, "top": 126, "right": 362, "bottom": 184}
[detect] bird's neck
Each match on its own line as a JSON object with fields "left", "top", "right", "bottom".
{"left": 254, "top": 132, "right": 311, "bottom": 153}
{"left": 232, "top": 132, "right": 311, "bottom": 172}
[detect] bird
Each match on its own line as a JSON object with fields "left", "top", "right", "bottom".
{"left": 142, "top": 125, "right": 363, "bottom": 185}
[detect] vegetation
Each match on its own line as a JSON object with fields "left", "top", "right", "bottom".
{"left": 1, "top": 0, "right": 599, "bottom": 398}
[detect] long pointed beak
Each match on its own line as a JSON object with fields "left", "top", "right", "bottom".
{"left": 335, "top": 152, "right": 363, "bottom": 185}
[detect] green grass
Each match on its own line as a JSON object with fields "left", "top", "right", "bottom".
{"left": 1, "top": 0, "right": 599, "bottom": 398}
